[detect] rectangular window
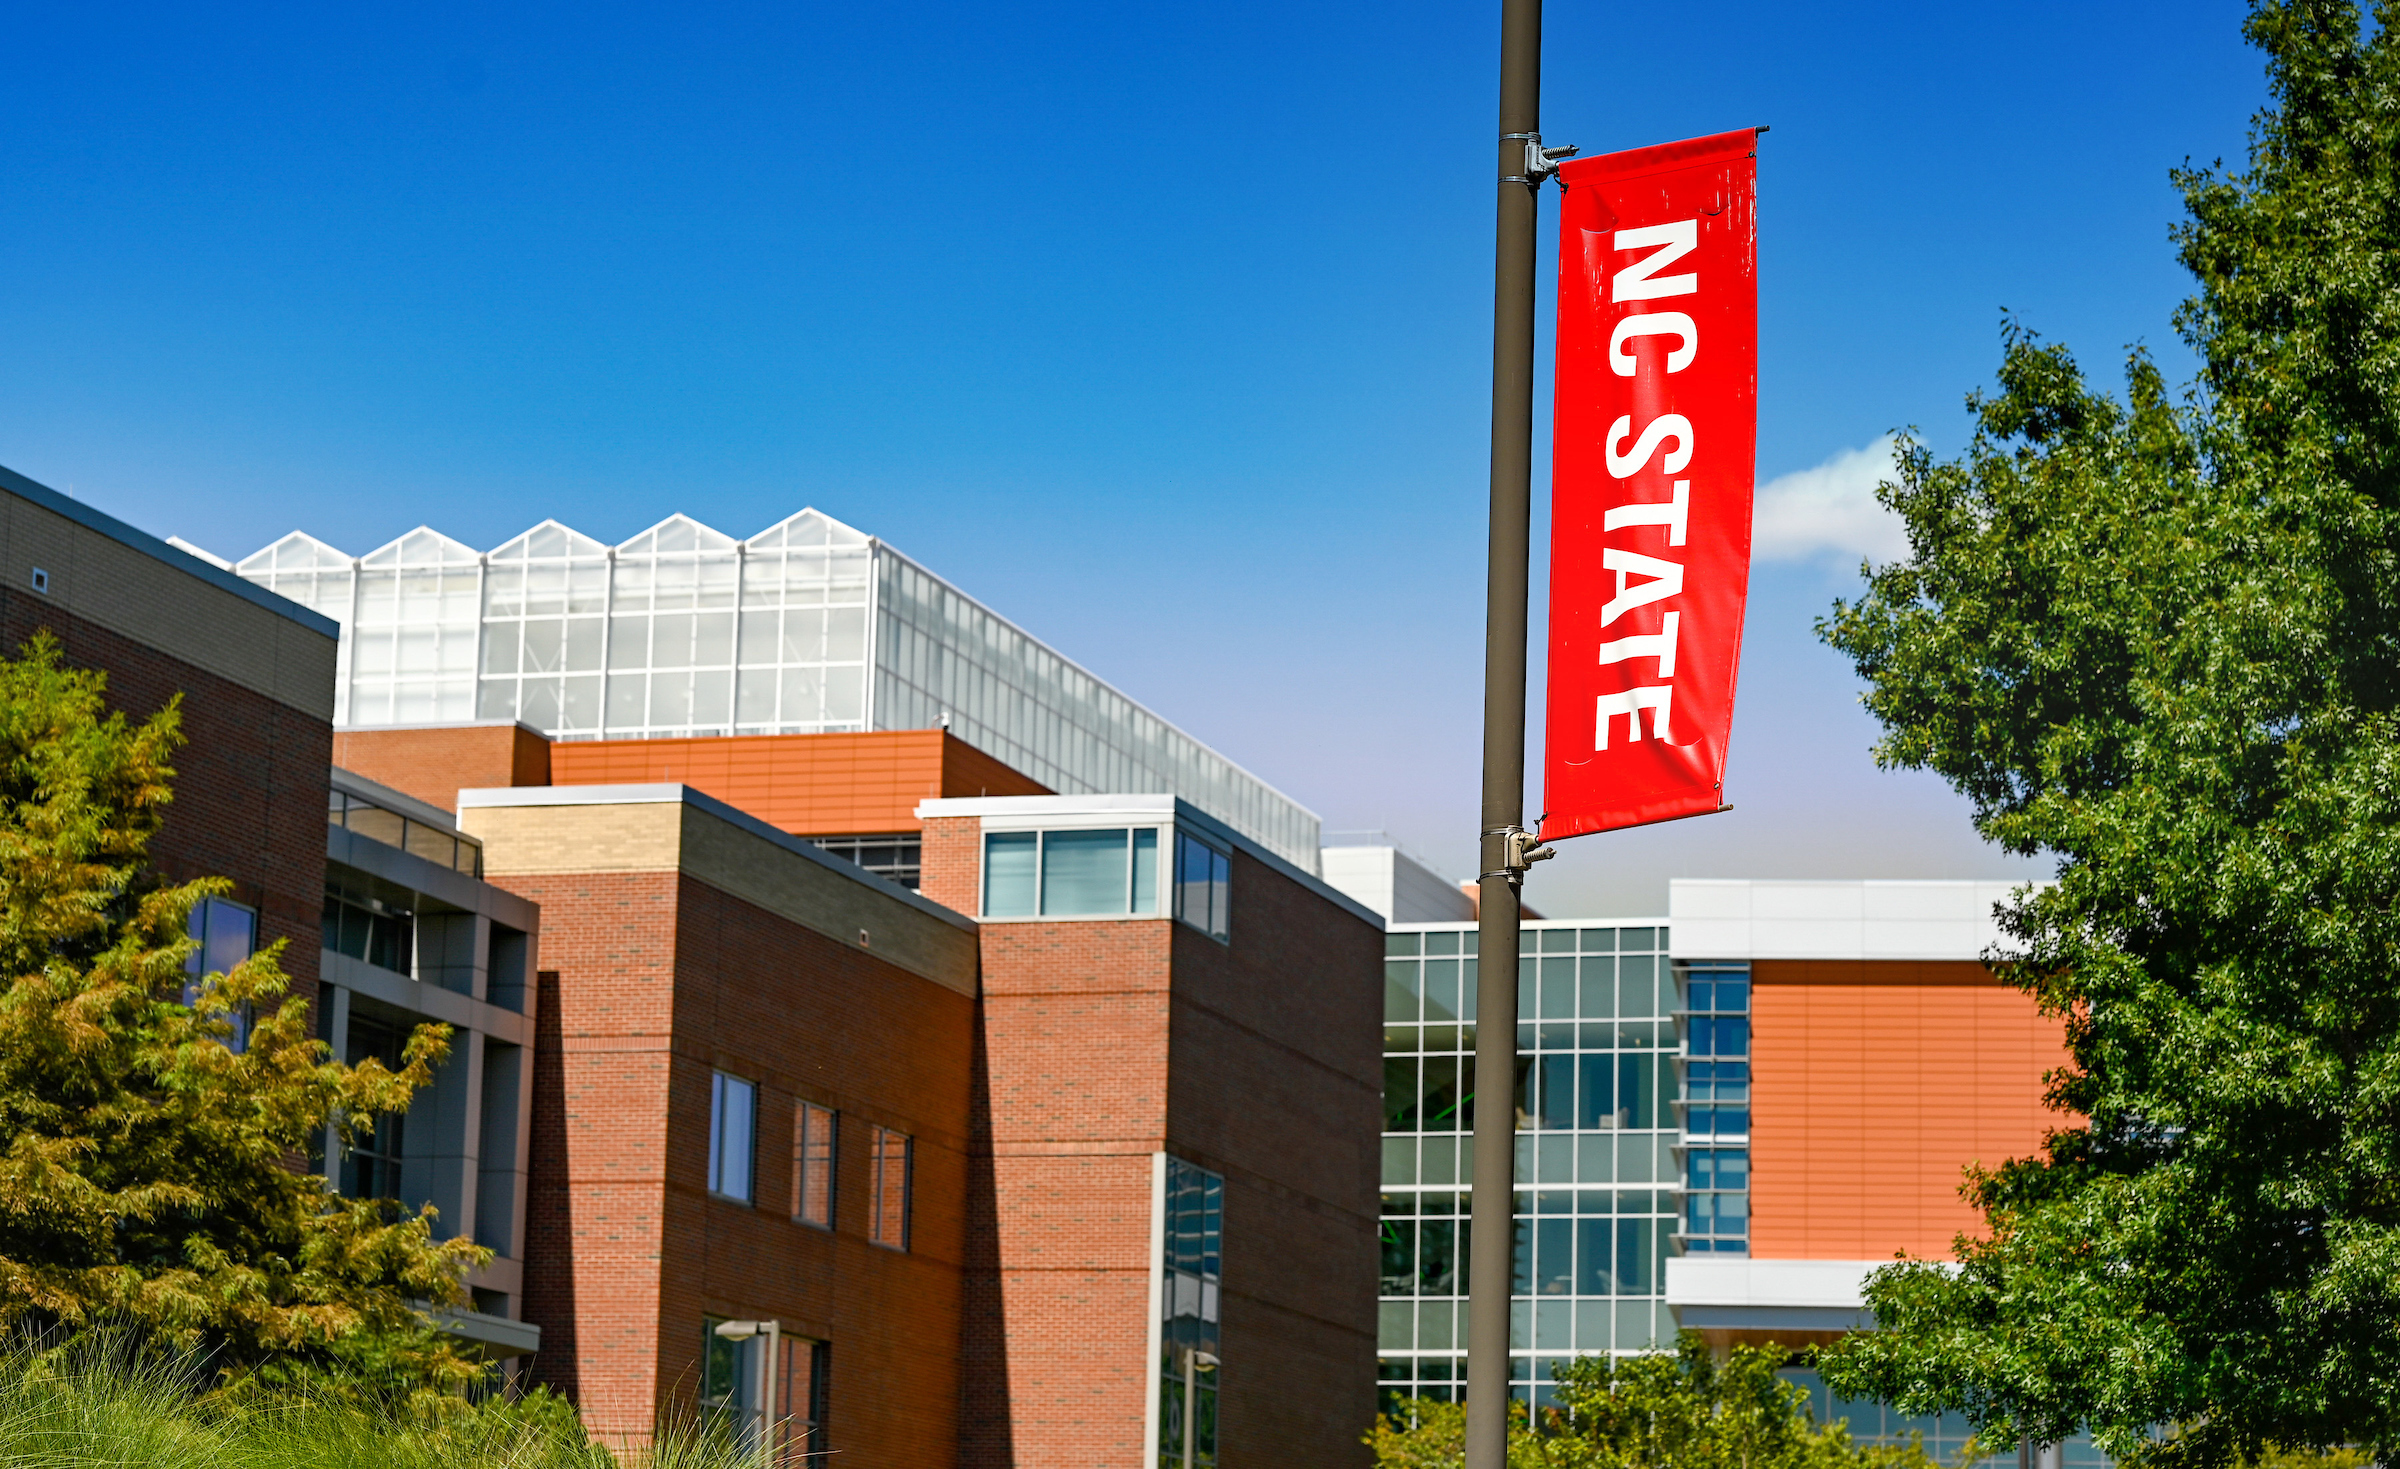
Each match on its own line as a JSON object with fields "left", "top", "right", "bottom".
{"left": 782, "top": 1338, "right": 831, "bottom": 1466}
{"left": 184, "top": 896, "right": 258, "bottom": 1052}
{"left": 710, "top": 1072, "right": 757, "bottom": 1204}
{"left": 1042, "top": 828, "right": 1130, "bottom": 914}
{"left": 1159, "top": 1156, "right": 1223, "bottom": 1469}
{"left": 982, "top": 828, "right": 1168, "bottom": 919}
{"left": 1174, "top": 832, "right": 1231, "bottom": 941}
{"left": 341, "top": 1014, "right": 407, "bottom": 1202}
{"left": 792, "top": 1101, "right": 836, "bottom": 1228}
{"left": 983, "top": 830, "right": 1038, "bottom": 916}
{"left": 868, "top": 1125, "right": 910, "bottom": 1249}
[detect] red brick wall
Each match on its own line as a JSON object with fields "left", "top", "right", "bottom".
{"left": 1162, "top": 851, "right": 1382, "bottom": 1469}
{"left": 939, "top": 816, "right": 1384, "bottom": 1469}
{"left": 503, "top": 866, "right": 976, "bottom": 1468}
{"left": 0, "top": 596, "right": 333, "bottom": 1023}
{"left": 1750, "top": 959, "right": 2072, "bottom": 1261}
{"left": 965, "top": 919, "right": 1173, "bottom": 1469}
{"left": 333, "top": 724, "right": 551, "bottom": 811}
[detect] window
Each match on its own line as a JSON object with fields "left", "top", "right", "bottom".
{"left": 704, "top": 1319, "right": 830, "bottom": 1467}
{"left": 701, "top": 1316, "right": 761, "bottom": 1443}
{"left": 328, "top": 788, "right": 484, "bottom": 876}
{"left": 792, "top": 1101, "right": 836, "bottom": 1228}
{"left": 811, "top": 833, "right": 922, "bottom": 890}
{"left": 867, "top": 1125, "right": 910, "bottom": 1249}
{"left": 781, "top": 1338, "right": 831, "bottom": 1466}
{"left": 322, "top": 880, "right": 413, "bottom": 975}
{"left": 1684, "top": 1148, "right": 1749, "bottom": 1253}
{"left": 1158, "top": 1157, "right": 1223, "bottom": 1468}
{"left": 981, "top": 828, "right": 1161, "bottom": 918}
{"left": 342, "top": 1015, "right": 408, "bottom": 1202}
{"left": 1174, "top": 832, "right": 1230, "bottom": 941}
{"left": 184, "top": 897, "right": 257, "bottom": 1051}
{"left": 710, "top": 1072, "right": 757, "bottom": 1204}
{"left": 1677, "top": 964, "right": 1751, "bottom": 1255}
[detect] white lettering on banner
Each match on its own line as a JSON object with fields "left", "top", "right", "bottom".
{"left": 1609, "top": 313, "right": 1697, "bottom": 375}
{"left": 1598, "top": 611, "right": 1679, "bottom": 677}
{"left": 1604, "top": 481, "right": 1689, "bottom": 546}
{"left": 1600, "top": 549, "right": 1685, "bottom": 625}
{"left": 1604, "top": 414, "right": 1693, "bottom": 478}
{"left": 1597, "top": 686, "right": 1674, "bottom": 749}
{"left": 1611, "top": 220, "right": 1699, "bottom": 301}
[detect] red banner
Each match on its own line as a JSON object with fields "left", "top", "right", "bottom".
{"left": 1542, "top": 129, "right": 1758, "bottom": 841}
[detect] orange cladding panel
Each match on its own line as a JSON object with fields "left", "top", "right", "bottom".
{"left": 1750, "top": 959, "right": 2072, "bottom": 1262}
{"left": 548, "top": 730, "right": 1047, "bottom": 837}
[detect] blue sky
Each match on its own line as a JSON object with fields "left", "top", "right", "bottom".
{"left": 2, "top": 0, "right": 2265, "bottom": 913}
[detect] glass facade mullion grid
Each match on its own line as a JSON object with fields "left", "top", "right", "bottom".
{"left": 477, "top": 521, "right": 610, "bottom": 736}
{"left": 1379, "top": 920, "right": 1678, "bottom": 1415}
{"left": 1676, "top": 963, "right": 1753, "bottom": 1255}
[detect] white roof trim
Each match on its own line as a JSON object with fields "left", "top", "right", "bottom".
{"left": 1665, "top": 1256, "right": 1883, "bottom": 1310}
{"left": 915, "top": 794, "right": 1380, "bottom": 930}
{"left": 1667, "top": 878, "right": 2036, "bottom": 962}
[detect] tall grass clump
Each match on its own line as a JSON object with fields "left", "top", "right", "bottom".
{"left": 0, "top": 1333, "right": 759, "bottom": 1469}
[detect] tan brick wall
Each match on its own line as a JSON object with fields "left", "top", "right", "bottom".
{"left": 465, "top": 797, "right": 979, "bottom": 996}
{"left": 0, "top": 486, "right": 337, "bottom": 719}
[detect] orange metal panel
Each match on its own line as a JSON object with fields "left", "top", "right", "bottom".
{"left": 548, "top": 730, "right": 1048, "bottom": 838}
{"left": 1750, "top": 959, "right": 2073, "bottom": 1262}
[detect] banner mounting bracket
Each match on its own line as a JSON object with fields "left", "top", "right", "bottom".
{"left": 1500, "top": 132, "right": 1579, "bottom": 188}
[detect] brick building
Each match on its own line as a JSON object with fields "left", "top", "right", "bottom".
{"left": 364, "top": 733, "right": 1390, "bottom": 1467}
{"left": 0, "top": 464, "right": 338, "bottom": 1026}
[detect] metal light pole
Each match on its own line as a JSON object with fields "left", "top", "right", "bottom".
{"left": 1181, "top": 1347, "right": 1219, "bottom": 1468}
{"left": 1469, "top": 0, "right": 1569, "bottom": 1466}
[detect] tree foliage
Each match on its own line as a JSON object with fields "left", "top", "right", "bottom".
{"left": 1816, "top": 1, "right": 2400, "bottom": 1462}
{"left": 0, "top": 633, "right": 481, "bottom": 1384}
{"left": 1368, "top": 1337, "right": 1941, "bottom": 1469}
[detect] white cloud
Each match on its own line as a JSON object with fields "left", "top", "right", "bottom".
{"left": 1752, "top": 436, "right": 1908, "bottom": 564}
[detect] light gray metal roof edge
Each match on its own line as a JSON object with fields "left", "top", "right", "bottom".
{"left": 458, "top": 782, "right": 979, "bottom": 935}
{"left": 1383, "top": 915, "right": 1672, "bottom": 931}
{"left": 335, "top": 718, "right": 548, "bottom": 736}
{"left": 331, "top": 766, "right": 470, "bottom": 835}
{"left": 0, "top": 463, "right": 342, "bottom": 639}
{"left": 866, "top": 537, "right": 1325, "bottom": 830}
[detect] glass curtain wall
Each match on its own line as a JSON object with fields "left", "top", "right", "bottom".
{"left": 236, "top": 508, "right": 1319, "bottom": 867}
{"left": 477, "top": 521, "right": 609, "bottom": 735}
{"left": 1158, "top": 1157, "right": 1222, "bottom": 1469}
{"left": 1379, "top": 921, "right": 1679, "bottom": 1413}
{"left": 874, "top": 549, "right": 1319, "bottom": 868}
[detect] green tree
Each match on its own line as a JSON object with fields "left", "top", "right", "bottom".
{"left": 0, "top": 633, "right": 483, "bottom": 1384}
{"left": 1814, "top": 2, "right": 2400, "bottom": 1464}
{"left": 1367, "top": 1338, "right": 1941, "bottom": 1469}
